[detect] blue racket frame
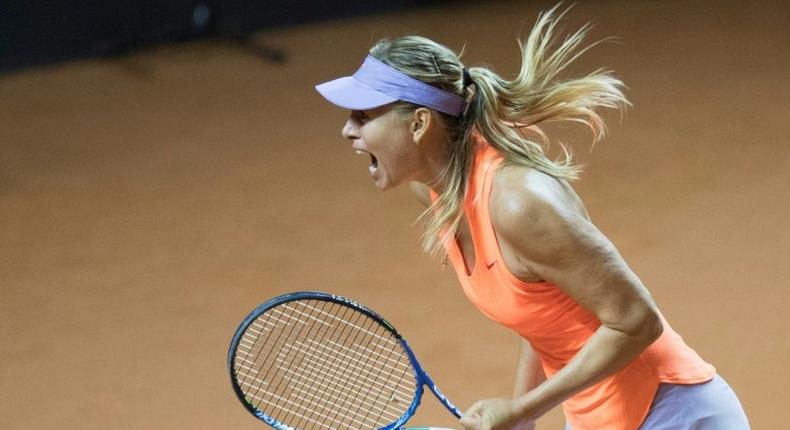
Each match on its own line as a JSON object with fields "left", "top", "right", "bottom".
{"left": 228, "top": 291, "right": 462, "bottom": 430}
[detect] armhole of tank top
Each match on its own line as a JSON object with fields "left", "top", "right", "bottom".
{"left": 480, "top": 157, "right": 555, "bottom": 290}
{"left": 478, "top": 157, "right": 507, "bottom": 268}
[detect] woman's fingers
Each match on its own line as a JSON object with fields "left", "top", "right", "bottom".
{"left": 459, "top": 401, "right": 487, "bottom": 430}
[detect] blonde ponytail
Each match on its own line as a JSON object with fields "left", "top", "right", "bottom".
{"left": 371, "top": 4, "right": 629, "bottom": 256}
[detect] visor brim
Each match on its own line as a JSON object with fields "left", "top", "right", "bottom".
{"left": 315, "top": 77, "right": 398, "bottom": 111}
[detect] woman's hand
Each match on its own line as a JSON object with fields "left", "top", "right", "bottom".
{"left": 458, "top": 398, "right": 535, "bottom": 430}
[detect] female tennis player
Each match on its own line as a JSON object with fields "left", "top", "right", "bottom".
{"left": 315, "top": 6, "right": 750, "bottom": 430}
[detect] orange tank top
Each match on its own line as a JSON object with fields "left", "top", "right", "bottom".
{"left": 437, "top": 137, "right": 715, "bottom": 430}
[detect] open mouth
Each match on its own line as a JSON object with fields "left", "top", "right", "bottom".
{"left": 356, "top": 149, "right": 378, "bottom": 174}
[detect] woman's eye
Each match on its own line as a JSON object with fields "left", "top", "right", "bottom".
{"left": 354, "top": 110, "right": 369, "bottom": 122}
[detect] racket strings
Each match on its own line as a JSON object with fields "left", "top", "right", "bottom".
{"left": 310, "top": 306, "right": 398, "bottom": 429}
{"left": 359, "top": 334, "right": 414, "bottom": 428}
{"left": 233, "top": 299, "right": 418, "bottom": 430}
{"left": 286, "top": 303, "right": 413, "bottom": 428}
{"left": 240, "top": 300, "right": 324, "bottom": 405}
{"left": 237, "top": 300, "right": 338, "bottom": 427}
{"left": 285, "top": 304, "right": 377, "bottom": 429}
{"left": 327, "top": 307, "right": 412, "bottom": 428}
{"left": 261, "top": 300, "right": 341, "bottom": 426}
{"left": 239, "top": 301, "right": 414, "bottom": 429}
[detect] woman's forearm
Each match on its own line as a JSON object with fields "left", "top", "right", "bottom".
{"left": 513, "top": 338, "right": 546, "bottom": 398}
{"left": 512, "top": 321, "right": 662, "bottom": 420}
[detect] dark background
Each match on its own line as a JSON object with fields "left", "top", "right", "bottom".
{"left": 1, "top": 0, "right": 445, "bottom": 72}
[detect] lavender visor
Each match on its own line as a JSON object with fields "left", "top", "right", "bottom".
{"left": 315, "top": 55, "right": 466, "bottom": 117}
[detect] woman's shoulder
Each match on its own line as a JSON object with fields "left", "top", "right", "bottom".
{"left": 489, "top": 164, "right": 590, "bottom": 242}
{"left": 491, "top": 164, "right": 586, "bottom": 215}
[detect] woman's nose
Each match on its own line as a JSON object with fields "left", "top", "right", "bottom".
{"left": 341, "top": 119, "right": 358, "bottom": 140}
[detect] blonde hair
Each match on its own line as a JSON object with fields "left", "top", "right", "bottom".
{"left": 369, "top": 5, "right": 629, "bottom": 256}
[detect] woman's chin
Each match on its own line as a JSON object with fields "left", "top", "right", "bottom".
{"left": 372, "top": 177, "right": 393, "bottom": 191}
{"left": 371, "top": 169, "right": 397, "bottom": 191}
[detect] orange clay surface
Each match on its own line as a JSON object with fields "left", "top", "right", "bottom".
{"left": 1, "top": 1, "right": 788, "bottom": 429}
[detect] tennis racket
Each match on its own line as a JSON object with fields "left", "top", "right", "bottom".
{"left": 227, "top": 291, "right": 462, "bottom": 430}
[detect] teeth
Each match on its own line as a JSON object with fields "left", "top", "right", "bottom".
{"left": 368, "top": 165, "right": 377, "bottom": 174}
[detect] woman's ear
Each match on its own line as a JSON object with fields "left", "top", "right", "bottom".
{"left": 410, "top": 107, "right": 433, "bottom": 145}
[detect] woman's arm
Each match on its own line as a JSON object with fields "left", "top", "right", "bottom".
{"left": 513, "top": 338, "right": 546, "bottom": 399}
{"left": 511, "top": 339, "right": 545, "bottom": 430}
{"left": 460, "top": 170, "right": 663, "bottom": 430}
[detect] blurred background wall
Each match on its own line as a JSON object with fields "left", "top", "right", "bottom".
{"left": 2, "top": 0, "right": 444, "bottom": 72}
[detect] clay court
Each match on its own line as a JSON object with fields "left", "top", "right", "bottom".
{"left": 1, "top": 1, "right": 788, "bottom": 429}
